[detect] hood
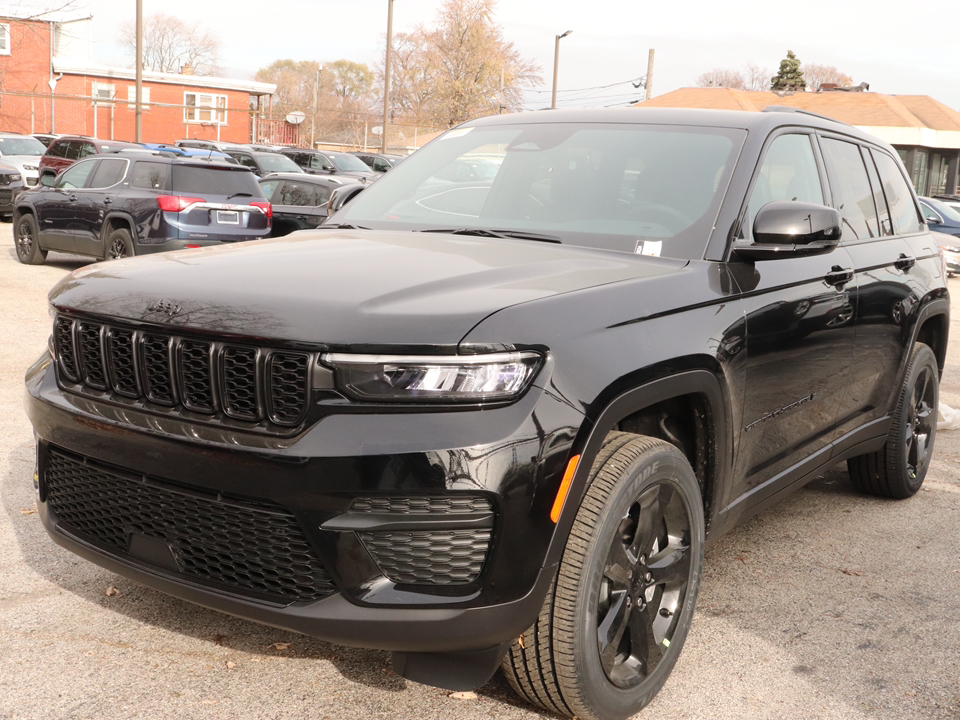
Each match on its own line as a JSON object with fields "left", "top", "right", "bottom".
{"left": 49, "top": 230, "right": 686, "bottom": 348}
{"left": 1, "top": 155, "right": 41, "bottom": 175}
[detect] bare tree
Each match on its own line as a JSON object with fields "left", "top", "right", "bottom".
{"left": 695, "top": 68, "right": 745, "bottom": 89}
{"left": 380, "top": 0, "right": 541, "bottom": 128}
{"left": 743, "top": 62, "right": 772, "bottom": 92}
{"left": 120, "top": 14, "right": 221, "bottom": 75}
{"left": 802, "top": 63, "right": 853, "bottom": 90}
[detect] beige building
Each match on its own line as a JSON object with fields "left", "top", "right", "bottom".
{"left": 639, "top": 87, "right": 960, "bottom": 197}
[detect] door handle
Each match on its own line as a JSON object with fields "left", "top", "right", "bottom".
{"left": 68, "top": 195, "right": 78, "bottom": 202}
{"left": 103, "top": 197, "right": 113, "bottom": 205}
{"left": 825, "top": 266, "right": 854, "bottom": 288}
{"left": 894, "top": 253, "right": 915, "bottom": 271}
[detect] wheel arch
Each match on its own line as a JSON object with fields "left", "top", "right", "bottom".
{"left": 101, "top": 212, "right": 138, "bottom": 243}
{"left": 544, "top": 365, "right": 732, "bottom": 569}
{"left": 912, "top": 296, "right": 950, "bottom": 376}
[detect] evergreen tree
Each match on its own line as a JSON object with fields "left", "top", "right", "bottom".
{"left": 770, "top": 51, "right": 806, "bottom": 92}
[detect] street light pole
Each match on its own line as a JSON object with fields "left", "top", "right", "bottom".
{"left": 382, "top": 0, "right": 395, "bottom": 154}
{"left": 311, "top": 65, "right": 322, "bottom": 149}
{"left": 135, "top": 0, "right": 143, "bottom": 142}
{"left": 551, "top": 30, "right": 572, "bottom": 109}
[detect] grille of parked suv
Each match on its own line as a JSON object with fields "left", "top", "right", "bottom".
{"left": 53, "top": 315, "right": 310, "bottom": 430}
{"left": 44, "top": 447, "right": 337, "bottom": 603}
{"left": 350, "top": 495, "right": 495, "bottom": 586}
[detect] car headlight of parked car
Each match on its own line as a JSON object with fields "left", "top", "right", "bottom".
{"left": 321, "top": 351, "right": 542, "bottom": 403}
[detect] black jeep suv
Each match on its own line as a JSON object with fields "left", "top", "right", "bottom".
{"left": 25, "top": 108, "right": 948, "bottom": 720}
{"left": 14, "top": 152, "right": 271, "bottom": 264}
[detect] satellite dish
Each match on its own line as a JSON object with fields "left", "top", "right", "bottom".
{"left": 371, "top": 126, "right": 383, "bottom": 136}
{"left": 285, "top": 111, "right": 306, "bottom": 125}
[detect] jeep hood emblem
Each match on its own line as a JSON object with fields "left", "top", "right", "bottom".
{"left": 147, "top": 300, "right": 183, "bottom": 317}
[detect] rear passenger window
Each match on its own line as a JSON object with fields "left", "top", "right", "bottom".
{"left": 89, "top": 158, "right": 127, "bottom": 188}
{"left": 821, "top": 138, "right": 879, "bottom": 241}
{"left": 872, "top": 150, "right": 924, "bottom": 235}
{"left": 278, "top": 181, "right": 329, "bottom": 206}
{"left": 64, "top": 142, "right": 82, "bottom": 161}
{"left": 745, "top": 134, "right": 824, "bottom": 240}
{"left": 79, "top": 143, "right": 98, "bottom": 159}
{"left": 131, "top": 162, "right": 171, "bottom": 191}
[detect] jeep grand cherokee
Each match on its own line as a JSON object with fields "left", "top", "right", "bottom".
{"left": 25, "top": 107, "right": 948, "bottom": 720}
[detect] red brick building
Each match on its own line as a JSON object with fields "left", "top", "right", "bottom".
{"left": 0, "top": 11, "right": 276, "bottom": 144}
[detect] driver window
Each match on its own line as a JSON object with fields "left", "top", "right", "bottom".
{"left": 59, "top": 160, "right": 97, "bottom": 190}
{"left": 744, "top": 134, "right": 824, "bottom": 240}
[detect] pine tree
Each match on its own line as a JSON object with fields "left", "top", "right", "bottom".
{"left": 770, "top": 51, "right": 806, "bottom": 92}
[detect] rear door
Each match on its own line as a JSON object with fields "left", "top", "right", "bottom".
{"left": 73, "top": 157, "right": 129, "bottom": 257}
{"left": 272, "top": 178, "right": 330, "bottom": 232}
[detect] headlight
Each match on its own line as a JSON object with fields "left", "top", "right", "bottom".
{"left": 23, "top": 164, "right": 38, "bottom": 171}
{"left": 321, "top": 351, "right": 542, "bottom": 403}
{"left": 944, "top": 246, "right": 960, "bottom": 254}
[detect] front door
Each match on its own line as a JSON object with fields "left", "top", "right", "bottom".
{"left": 36, "top": 159, "right": 99, "bottom": 253}
{"left": 726, "top": 131, "right": 857, "bottom": 510}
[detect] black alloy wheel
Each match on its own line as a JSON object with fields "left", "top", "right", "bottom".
{"left": 596, "top": 480, "right": 692, "bottom": 688}
{"left": 503, "top": 433, "right": 704, "bottom": 720}
{"left": 107, "top": 228, "right": 134, "bottom": 260}
{"left": 848, "top": 342, "right": 939, "bottom": 498}
{"left": 15, "top": 214, "right": 47, "bottom": 265}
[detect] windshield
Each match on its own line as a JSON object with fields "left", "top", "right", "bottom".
{"left": 0, "top": 136, "right": 46, "bottom": 156}
{"left": 258, "top": 154, "right": 303, "bottom": 173}
{"left": 335, "top": 122, "right": 745, "bottom": 260}
{"left": 330, "top": 153, "right": 373, "bottom": 173}
{"left": 930, "top": 198, "right": 960, "bottom": 223}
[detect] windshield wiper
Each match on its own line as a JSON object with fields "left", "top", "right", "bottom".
{"left": 226, "top": 192, "right": 253, "bottom": 200}
{"left": 419, "top": 228, "right": 562, "bottom": 243}
{"left": 318, "top": 223, "right": 370, "bottom": 230}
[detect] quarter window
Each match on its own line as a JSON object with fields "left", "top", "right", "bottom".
{"left": 0, "top": 24, "right": 10, "bottom": 55}
{"left": 872, "top": 150, "right": 924, "bottom": 235}
{"left": 184, "top": 93, "right": 227, "bottom": 124}
{"left": 131, "top": 162, "right": 171, "bottom": 191}
{"left": 820, "top": 138, "right": 879, "bottom": 241}
{"left": 744, "top": 134, "right": 824, "bottom": 240}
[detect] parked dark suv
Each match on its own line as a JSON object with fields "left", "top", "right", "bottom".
{"left": 26, "top": 108, "right": 948, "bottom": 720}
{"left": 14, "top": 152, "right": 271, "bottom": 264}
{"left": 278, "top": 147, "right": 376, "bottom": 182}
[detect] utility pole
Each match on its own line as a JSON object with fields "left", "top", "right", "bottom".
{"left": 645, "top": 49, "right": 655, "bottom": 101}
{"left": 135, "top": 0, "right": 143, "bottom": 142}
{"left": 382, "top": 0, "right": 394, "bottom": 154}
{"left": 551, "top": 30, "right": 572, "bottom": 109}
{"left": 311, "top": 65, "right": 322, "bottom": 149}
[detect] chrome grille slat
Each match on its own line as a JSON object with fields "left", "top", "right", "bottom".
{"left": 52, "top": 315, "right": 310, "bottom": 432}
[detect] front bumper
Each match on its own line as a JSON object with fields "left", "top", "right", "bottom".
{"left": 25, "top": 349, "right": 581, "bottom": 669}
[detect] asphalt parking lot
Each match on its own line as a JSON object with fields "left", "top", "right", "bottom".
{"left": 1, "top": 230, "right": 958, "bottom": 720}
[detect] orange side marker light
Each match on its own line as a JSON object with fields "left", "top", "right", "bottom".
{"left": 550, "top": 454, "right": 581, "bottom": 523}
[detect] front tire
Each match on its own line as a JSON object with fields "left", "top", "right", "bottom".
{"left": 503, "top": 433, "right": 705, "bottom": 720}
{"left": 15, "top": 213, "right": 47, "bottom": 265}
{"left": 106, "top": 227, "right": 134, "bottom": 260}
{"left": 848, "top": 342, "right": 938, "bottom": 498}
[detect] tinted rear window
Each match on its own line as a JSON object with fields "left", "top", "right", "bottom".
{"left": 132, "top": 162, "right": 171, "bottom": 190}
{"left": 171, "top": 166, "right": 264, "bottom": 197}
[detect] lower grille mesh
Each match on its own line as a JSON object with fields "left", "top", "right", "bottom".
{"left": 44, "top": 448, "right": 336, "bottom": 603}
{"left": 359, "top": 529, "right": 491, "bottom": 585}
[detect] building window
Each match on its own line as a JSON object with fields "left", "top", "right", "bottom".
{"left": 126, "top": 85, "right": 150, "bottom": 111}
{"left": 0, "top": 24, "right": 10, "bottom": 55}
{"left": 92, "top": 83, "right": 116, "bottom": 105}
{"left": 184, "top": 93, "right": 228, "bottom": 124}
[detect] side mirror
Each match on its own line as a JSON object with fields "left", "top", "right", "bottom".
{"left": 326, "top": 184, "right": 365, "bottom": 215}
{"left": 735, "top": 201, "right": 841, "bottom": 261}
{"left": 40, "top": 169, "right": 57, "bottom": 187}
{"left": 322, "top": 165, "right": 335, "bottom": 172}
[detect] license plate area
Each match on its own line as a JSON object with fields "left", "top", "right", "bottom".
{"left": 216, "top": 210, "right": 240, "bottom": 225}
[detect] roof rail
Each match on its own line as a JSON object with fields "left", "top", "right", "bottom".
{"left": 761, "top": 106, "right": 850, "bottom": 127}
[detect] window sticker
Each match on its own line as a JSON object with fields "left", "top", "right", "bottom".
{"left": 441, "top": 127, "right": 474, "bottom": 140}
{"left": 635, "top": 240, "right": 662, "bottom": 257}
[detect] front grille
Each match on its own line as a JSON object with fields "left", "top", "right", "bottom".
{"left": 353, "top": 495, "right": 494, "bottom": 586}
{"left": 44, "top": 448, "right": 336, "bottom": 603}
{"left": 53, "top": 314, "right": 310, "bottom": 430}
{"left": 360, "top": 529, "right": 491, "bottom": 585}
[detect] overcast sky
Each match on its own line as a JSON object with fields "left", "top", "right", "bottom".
{"left": 39, "top": 0, "right": 960, "bottom": 110}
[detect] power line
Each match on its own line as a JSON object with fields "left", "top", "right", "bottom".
{"left": 524, "top": 76, "right": 646, "bottom": 95}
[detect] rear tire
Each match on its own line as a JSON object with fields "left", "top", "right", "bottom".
{"left": 106, "top": 227, "right": 134, "bottom": 260}
{"left": 848, "top": 342, "right": 938, "bottom": 498}
{"left": 502, "top": 432, "right": 705, "bottom": 720}
{"left": 15, "top": 213, "right": 46, "bottom": 265}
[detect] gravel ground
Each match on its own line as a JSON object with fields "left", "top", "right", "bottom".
{"left": 1, "top": 230, "right": 958, "bottom": 719}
